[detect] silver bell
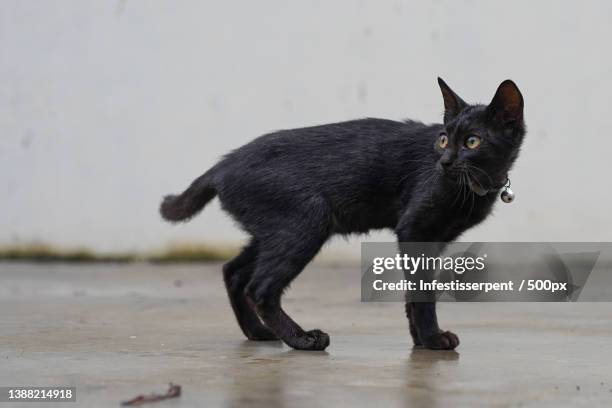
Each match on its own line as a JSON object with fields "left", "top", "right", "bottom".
{"left": 500, "top": 188, "right": 515, "bottom": 203}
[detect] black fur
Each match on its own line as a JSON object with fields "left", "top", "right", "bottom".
{"left": 160, "top": 78, "right": 525, "bottom": 351}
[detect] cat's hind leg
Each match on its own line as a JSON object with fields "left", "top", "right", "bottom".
{"left": 245, "top": 227, "right": 330, "bottom": 351}
{"left": 223, "top": 239, "right": 278, "bottom": 341}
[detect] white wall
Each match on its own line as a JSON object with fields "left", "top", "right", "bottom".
{"left": 1, "top": 0, "right": 611, "bottom": 255}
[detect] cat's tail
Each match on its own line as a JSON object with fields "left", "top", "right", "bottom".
{"left": 160, "top": 169, "right": 217, "bottom": 223}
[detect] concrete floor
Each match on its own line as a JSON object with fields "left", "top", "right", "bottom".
{"left": 1, "top": 262, "right": 612, "bottom": 408}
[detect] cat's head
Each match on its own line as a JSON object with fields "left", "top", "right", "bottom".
{"left": 434, "top": 78, "right": 526, "bottom": 195}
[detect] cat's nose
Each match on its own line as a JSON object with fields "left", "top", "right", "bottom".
{"left": 439, "top": 159, "right": 454, "bottom": 170}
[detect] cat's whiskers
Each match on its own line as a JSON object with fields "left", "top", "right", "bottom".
{"left": 450, "top": 177, "right": 462, "bottom": 208}
{"left": 465, "top": 169, "right": 477, "bottom": 219}
{"left": 420, "top": 168, "right": 440, "bottom": 204}
{"left": 397, "top": 165, "right": 436, "bottom": 187}
{"left": 461, "top": 171, "right": 470, "bottom": 209}
{"left": 403, "top": 158, "right": 436, "bottom": 164}
{"left": 451, "top": 171, "right": 468, "bottom": 209}
{"left": 465, "top": 164, "right": 494, "bottom": 188}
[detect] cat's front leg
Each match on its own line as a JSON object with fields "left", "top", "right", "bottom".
{"left": 407, "top": 301, "right": 460, "bottom": 350}
{"left": 396, "top": 215, "right": 460, "bottom": 350}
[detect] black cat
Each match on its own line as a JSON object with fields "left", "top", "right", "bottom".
{"left": 160, "top": 78, "right": 525, "bottom": 351}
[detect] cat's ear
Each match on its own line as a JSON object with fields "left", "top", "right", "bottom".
{"left": 486, "top": 80, "right": 524, "bottom": 126}
{"left": 438, "top": 77, "right": 467, "bottom": 123}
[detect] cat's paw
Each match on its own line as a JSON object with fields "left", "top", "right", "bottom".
{"left": 422, "top": 331, "right": 460, "bottom": 350}
{"left": 287, "top": 329, "right": 330, "bottom": 351}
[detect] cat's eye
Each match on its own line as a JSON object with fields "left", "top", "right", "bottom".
{"left": 438, "top": 134, "right": 448, "bottom": 149}
{"left": 465, "top": 135, "right": 482, "bottom": 149}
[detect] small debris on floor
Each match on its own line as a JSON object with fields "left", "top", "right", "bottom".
{"left": 121, "top": 383, "right": 181, "bottom": 406}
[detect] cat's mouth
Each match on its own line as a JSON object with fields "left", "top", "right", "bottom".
{"left": 467, "top": 178, "right": 488, "bottom": 196}
{"left": 437, "top": 161, "right": 496, "bottom": 196}
{"left": 443, "top": 167, "right": 490, "bottom": 196}
{"left": 464, "top": 170, "right": 505, "bottom": 197}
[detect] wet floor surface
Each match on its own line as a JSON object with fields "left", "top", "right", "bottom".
{"left": 1, "top": 262, "right": 612, "bottom": 407}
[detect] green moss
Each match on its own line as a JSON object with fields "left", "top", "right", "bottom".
{"left": 0, "top": 243, "right": 237, "bottom": 263}
{"left": 149, "top": 243, "right": 237, "bottom": 263}
{"left": 0, "top": 244, "right": 135, "bottom": 263}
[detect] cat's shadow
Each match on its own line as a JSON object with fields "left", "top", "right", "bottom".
{"left": 238, "top": 339, "right": 330, "bottom": 357}
{"left": 221, "top": 341, "right": 328, "bottom": 407}
{"left": 399, "top": 347, "right": 461, "bottom": 406}
{"left": 408, "top": 346, "right": 460, "bottom": 362}
{"left": 235, "top": 340, "right": 456, "bottom": 361}
{"left": 223, "top": 341, "right": 458, "bottom": 407}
